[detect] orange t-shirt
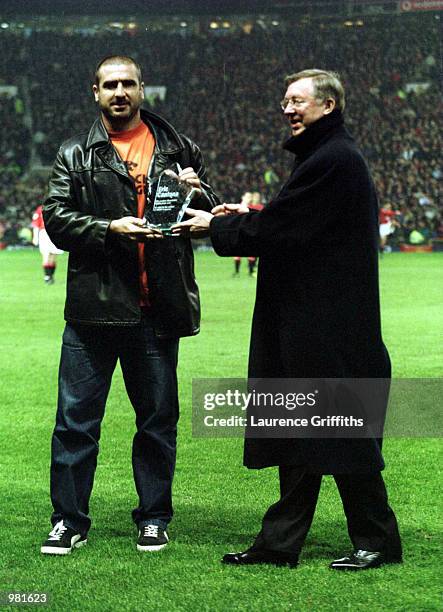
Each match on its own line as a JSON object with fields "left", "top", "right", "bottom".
{"left": 109, "top": 122, "right": 155, "bottom": 307}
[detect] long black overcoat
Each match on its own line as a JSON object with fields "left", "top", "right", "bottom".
{"left": 210, "top": 111, "right": 390, "bottom": 474}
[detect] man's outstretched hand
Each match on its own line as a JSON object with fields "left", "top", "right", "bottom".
{"left": 109, "top": 217, "right": 164, "bottom": 241}
{"left": 171, "top": 208, "right": 213, "bottom": 238}
{"left": 211, "top": 203, "right": 249, "bottom": 216}
{"left": 172, "top": 201, "right": 251, "bottom": 238}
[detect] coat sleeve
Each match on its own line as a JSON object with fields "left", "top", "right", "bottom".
{"left": 210, "top": 147, "right": 371, "bottom": 257}
{"left": 43, "top": 148, "right": 111, "bottom": 254}
{"left": 180, "top": 135, "right": 221, "bottom": 213}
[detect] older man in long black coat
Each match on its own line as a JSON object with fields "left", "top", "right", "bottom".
{"left": 174, "top": 69, "right": 402, "bottom": 570}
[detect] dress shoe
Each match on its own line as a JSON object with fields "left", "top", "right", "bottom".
{"left": 330, "top": 549, "right": 402, "bottom": 570}
{"left": 222, "top": 548, "right": 298, "bottom": 568}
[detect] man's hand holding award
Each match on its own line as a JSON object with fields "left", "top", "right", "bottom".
{"left": 145, "top": 164, "right": 202, "bottom": 236}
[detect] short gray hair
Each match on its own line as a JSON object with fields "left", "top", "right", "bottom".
{"left": 285, "top": 69, "right": 345, "bottom": 112}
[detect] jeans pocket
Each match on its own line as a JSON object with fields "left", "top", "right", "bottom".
{"left": 62, "top": 323, "right": 94, "bottom": 350}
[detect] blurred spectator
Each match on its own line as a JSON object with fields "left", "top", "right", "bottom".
{"left": 31, "top": 204, "right": 64, "bottom": 284}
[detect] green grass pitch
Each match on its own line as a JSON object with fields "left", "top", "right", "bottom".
{"left": 0, "top": 250, "right": 441, "bottom": 611}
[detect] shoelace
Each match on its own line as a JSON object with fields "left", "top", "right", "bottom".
{"left": 48, "top": 521, "right": 67, "bottom": 541}
{"left": 143, "top": 524, "right": 159, "bottom": 538}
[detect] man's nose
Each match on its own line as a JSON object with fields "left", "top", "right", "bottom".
{"left": 115, "top": 82, "right": 125, "bottom": 96}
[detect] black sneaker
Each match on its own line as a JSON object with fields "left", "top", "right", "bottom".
{"left": 41, "top": 520, "right": 87, "bottom": 555}
{"left": 137, "top": 524, "right": 169, "bottom": 552}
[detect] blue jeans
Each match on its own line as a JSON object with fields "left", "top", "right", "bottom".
{"left": 49, "top": 316, "right": 179, "bottom": 534}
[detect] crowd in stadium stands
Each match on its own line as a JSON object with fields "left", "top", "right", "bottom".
{"left": 0, "top": 13, "right": 441, "bottom": 249}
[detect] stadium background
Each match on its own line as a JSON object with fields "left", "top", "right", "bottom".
{"left": 0, "top": 1, "right": 441, "bottom": 610}
{"left": 0, "top": 0, "right": 441, "bottom": 247}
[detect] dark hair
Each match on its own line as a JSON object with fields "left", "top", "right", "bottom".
{"left": 94, "top": 55, "right": 142, "bottom": 86}
{"left": 285, "top": 69, "right": 345, "bottom": 112}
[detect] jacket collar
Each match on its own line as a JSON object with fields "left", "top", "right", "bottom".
{"left": 283, "top": 109, "right": 345, "bottom": 159}
{"left": 86, "top": 108, "right": 185, "bottom": 154}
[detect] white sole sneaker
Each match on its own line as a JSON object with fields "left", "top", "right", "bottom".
{"left": 136, "top": 542, "right": 168, "bottom": 552}
{"left": 41, "top": 537, "right": 87, "bottom": 555}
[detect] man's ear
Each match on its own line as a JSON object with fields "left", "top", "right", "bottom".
{"left": 323, "top": 98, "right": 336, "bottom": 115}
{"left": 140, "top": 82, "right": 145, "bottom": 99}
{"left": 92, "top": 84, "right": 99, "bottom": 102}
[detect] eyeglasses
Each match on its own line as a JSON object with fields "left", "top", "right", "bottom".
{"left": 280, "top": 97, "right": 308, "bottom": 111}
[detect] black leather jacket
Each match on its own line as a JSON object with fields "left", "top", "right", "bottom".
{"left": 43, "top": 109, "right": 219, "bottom": 337}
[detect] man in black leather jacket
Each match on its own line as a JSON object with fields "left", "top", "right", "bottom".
{"left": 40, "top": 55, "right": 219, "bottom": 555}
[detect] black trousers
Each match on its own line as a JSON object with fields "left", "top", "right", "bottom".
{"left": 251, "top": 466, "right": 402, "bottom": 558}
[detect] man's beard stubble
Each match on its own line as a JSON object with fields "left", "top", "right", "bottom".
{"left": 100, "top": 102, "right": 139, "bottom": 129}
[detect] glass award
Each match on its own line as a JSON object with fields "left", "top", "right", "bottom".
{"left": 145, "top": 166, "right": 197, "bottom": 235}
